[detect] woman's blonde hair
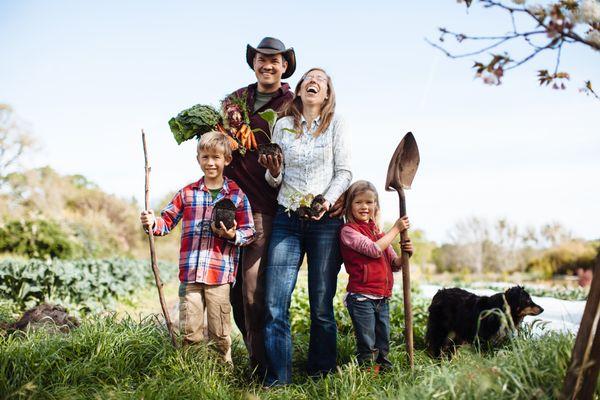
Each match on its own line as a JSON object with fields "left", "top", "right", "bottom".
{"left": 344, "top": 180, "right": 381, "bottom": 226}
{"left": 283, "top": 68, "right": 336, "bottom": 137}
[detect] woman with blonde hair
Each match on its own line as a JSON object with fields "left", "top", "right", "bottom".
{"left": 259, "top": 68, "right": 352, "bottom": 385}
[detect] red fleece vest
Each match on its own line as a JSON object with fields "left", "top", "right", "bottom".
{"left": 340, "top": 221, "right": 394, "bottom": 298}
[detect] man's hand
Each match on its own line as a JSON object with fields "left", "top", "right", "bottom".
{"left": 258, "top": 154, "right": 282, "bottom": 178}
{"left": 328, "top": 191, "right": 346, "bottom": 218}
{"left": 140, "top": 210, "right": 156, "bottom": 230}
{"left": 211, "top": 221, "right": 237, "bottom": 240}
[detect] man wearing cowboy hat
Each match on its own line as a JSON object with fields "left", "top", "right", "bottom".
{"left": 224, "top": 37, "right": 295, "bottom": 377}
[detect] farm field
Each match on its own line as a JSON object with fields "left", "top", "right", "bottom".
{"left": 2, "top": 265, "right": 597, "bottom": 400}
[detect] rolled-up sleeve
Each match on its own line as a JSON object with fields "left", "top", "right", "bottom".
{"left": 265, "top": 120, "right": 285, "bottom": 188}
{"left": 323, "top": 117, "right": 352, "bottom": 205}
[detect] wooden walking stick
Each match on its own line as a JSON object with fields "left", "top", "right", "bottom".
{"left": 142, "top": 129, "right": 178, "bottom": 348}
{"left": 385, "top": 132, "right": 420, "bottom": 369}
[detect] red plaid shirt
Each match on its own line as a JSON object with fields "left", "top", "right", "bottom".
{"left": 152, "top": 177, "right": 255, "bottom": 284}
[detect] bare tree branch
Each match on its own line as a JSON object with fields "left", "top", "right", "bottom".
{"left": 427, "top": 0, "right": 600, "bottom": 97}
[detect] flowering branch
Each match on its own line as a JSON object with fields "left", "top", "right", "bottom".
{"left": 428, "top": 0, "right": 600, "bottom": 96}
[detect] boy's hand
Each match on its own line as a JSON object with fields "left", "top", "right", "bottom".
{"left": 258, "top": 154, "right": 282, "bottom": 178}
{"left": 211, "top": 220, "right": 237, "bottom": 240}
{"left": 140, "top": 210, "right": 155, "bottom": 230}
{"left": 395, "top": 215, "right": 410, "bottom": 232}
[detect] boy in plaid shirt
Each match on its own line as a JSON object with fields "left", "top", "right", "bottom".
{"left": 140, "top": 131, "right": 255, "bottom": 363}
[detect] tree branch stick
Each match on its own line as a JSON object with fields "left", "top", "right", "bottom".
{"left": 142, "top": 129, "right": 178, "bottom": 348}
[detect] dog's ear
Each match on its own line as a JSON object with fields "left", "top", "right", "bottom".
{"left": 504, "top": 286, "right": 524, "bottom": 307}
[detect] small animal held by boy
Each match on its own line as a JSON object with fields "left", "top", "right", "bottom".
{"left": 425, "top": 286, "right": 543, "bottom": 358}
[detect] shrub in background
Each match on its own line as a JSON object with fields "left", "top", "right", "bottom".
{"left": 0, "top": 219, "right": 80, "bottom": 259}
{"left": 527, "top": 240, "right": 598, "bottom": 278}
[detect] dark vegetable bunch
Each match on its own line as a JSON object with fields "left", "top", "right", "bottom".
{"left": 168, "top": 104, "right": 222, "bottom": 145}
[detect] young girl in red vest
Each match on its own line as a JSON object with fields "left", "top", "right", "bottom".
{"left": 339, "top": 180, "right": 413, "bottom": 370}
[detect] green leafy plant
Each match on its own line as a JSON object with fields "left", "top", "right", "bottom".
{"left": 0, "top": 258, "right": 175, "bottom": 314}
{"left": 168, "top": 104, "right": 222, "bottom": 145}
{"left": 0, "top": 219, "right": 79, "bottom": 259}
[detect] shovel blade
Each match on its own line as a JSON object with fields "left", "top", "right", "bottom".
{"left": 385, "top": 132, "right": 420, "bottom": 191}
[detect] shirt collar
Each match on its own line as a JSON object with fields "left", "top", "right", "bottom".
{"left": 300, "top": 114, "right": 322, "bottom": 126}
{"left": 195, "top": 177, "right": 230, "bottom": 194}
{"left": 249, "top": 82, "right": 290, "bottom": 98}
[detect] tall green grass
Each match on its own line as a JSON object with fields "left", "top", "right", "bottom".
{"left": 1, "top": 307, "right": 593, "bottom": 399}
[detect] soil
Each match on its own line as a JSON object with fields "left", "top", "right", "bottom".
{"left": 258, "top": 143, "right": 283, "bottom": 158}
{"left": 212, "top": 198, "right": 236, "bottom": 230}
{"left": 5, "top": 303, "right": 79, "bottom": 333}
{"left": 297, "top": 194, "right": 327, "bottom": 219}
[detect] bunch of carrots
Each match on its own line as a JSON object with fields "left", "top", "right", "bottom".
{"left": 215, "top": 123, "right": 257, "bottom": 151}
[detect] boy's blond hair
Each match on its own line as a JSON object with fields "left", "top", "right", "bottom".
{"left": 197, "top": 131, "right": 232, "bottom": 159}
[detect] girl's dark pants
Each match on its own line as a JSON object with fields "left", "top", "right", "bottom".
{"left": 346, "top": 294, "right": 392, "bottom": 368}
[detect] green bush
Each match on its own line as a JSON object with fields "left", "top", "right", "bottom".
{"left": 527, "top": 240, "right": 598, "bottom": 278}
{"left": 0, "top": 258, "right": 175, "bottom": 314}
{"left": 0, "top": 219, "right": 80, "bottom": 259}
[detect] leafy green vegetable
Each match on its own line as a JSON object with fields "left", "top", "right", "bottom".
{"left": 0, "top": 258, "right": 176, "bottom": 314}
{"left": 258, "top": 109, "right": 277, "bottom": 134}
{"left": 168, "top": 104, "right": 222, "bottom": 145}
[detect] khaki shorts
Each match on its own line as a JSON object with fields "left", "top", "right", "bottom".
{"left": 179, "top": 282, "right": 232, "bottom": 363}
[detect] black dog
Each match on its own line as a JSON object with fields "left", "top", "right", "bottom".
{"left": 425, "top": 286, "right": 543, "bottom": 358}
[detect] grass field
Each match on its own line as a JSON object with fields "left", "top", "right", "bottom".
{"left": 1, "top": 285, "right": 595, "bottom": 399}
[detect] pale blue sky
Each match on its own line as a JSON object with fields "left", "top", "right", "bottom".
{"left": 1, "top": 0, "right": 599, "bottom": 243}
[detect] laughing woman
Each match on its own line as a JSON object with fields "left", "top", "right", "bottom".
{"left": 258, "top": 68, "right": 352, "bottom": 385}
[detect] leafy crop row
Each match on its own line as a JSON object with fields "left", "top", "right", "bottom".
{"left": 0, "top": 258, "right": 175, "bottom": 313}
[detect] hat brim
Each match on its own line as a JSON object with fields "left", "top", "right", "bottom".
{"left": 246, "top": 45, "right": 296, "bottom": 79}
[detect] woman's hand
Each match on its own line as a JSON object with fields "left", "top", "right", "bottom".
{"left": 258, "top": 154, "right": 282, "bottom": 178}
{"left": 310, "top": 200, "right": 331, "bottom": 221}
{"left": 328, "top": 191, "right": 346, "bottom": 218}
{"left": 211, "top": 221, "right": 237, "bottom": 240}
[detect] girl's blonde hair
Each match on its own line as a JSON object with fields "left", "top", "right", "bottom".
{"left": 197, "top": 131, "right": 232, "bottom": 160}
{"left": 283, "top": 67, "right": 336, "bottom": 137}
{"left": 344, "top": 180, "right": 381, "bottom": 227}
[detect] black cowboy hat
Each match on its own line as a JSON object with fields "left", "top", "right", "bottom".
{"left": 246, "top": 37, "right": 296, "bottom": 79}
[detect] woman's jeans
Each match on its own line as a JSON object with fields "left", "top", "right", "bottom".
{"left": 346, "top": 294, "right": 392, "bottom": 367}
{"left": 264, "top": 206, "right": 342, "bottom": 385}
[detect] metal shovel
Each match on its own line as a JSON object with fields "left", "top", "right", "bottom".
{"left": 385, "top": 132, "right": 420, "bottom": 368}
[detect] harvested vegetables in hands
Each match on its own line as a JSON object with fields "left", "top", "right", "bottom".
{"left": 168, "top": 104, "right": 222, "bottom": 145}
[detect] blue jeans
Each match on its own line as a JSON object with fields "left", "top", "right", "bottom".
{"left": 346, "top": 294, "right": 392, "bottom": 367}
{"left": 264, "top": 206, "right": 342, "bottom": 385}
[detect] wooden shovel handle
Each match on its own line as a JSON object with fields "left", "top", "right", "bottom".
{"left": 398, "top": 189, "right": 414, "bottom": 369}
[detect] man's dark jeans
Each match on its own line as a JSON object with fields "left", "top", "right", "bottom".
{"left": 263, "top": 207, "right": 342, "bottom": 386}
{"left": 346, "top": 294, "right": 392, "bottom": 367}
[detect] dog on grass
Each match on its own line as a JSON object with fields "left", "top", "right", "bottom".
{"left": 425, "top": 286, "right": 543, "bottom": 358}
